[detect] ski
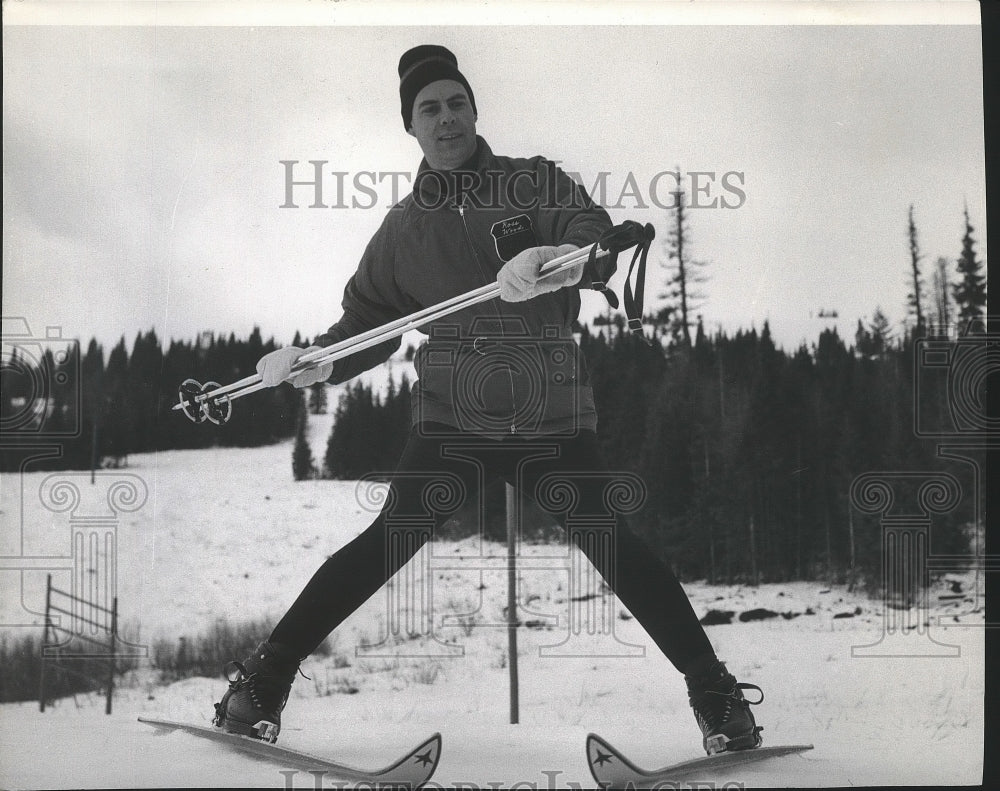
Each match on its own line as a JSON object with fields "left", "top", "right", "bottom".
{"left": 138, "top": 717, "right": 441, "bottom": 787}
{"left": 586, "top": 733, "right": 813, "bottom": 789}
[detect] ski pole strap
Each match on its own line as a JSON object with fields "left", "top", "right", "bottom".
{"left": 583, "top": 220, "right": 656, "bottom": 335}
{"left": 584, "top": 242, "right": 620, "bottom": 311}
{"left": 622, "top": 222, "right": 654, "bottom": 336}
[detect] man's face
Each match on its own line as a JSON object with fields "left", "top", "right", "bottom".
{"left": 407, "top": 79, "right": 478, "bottom": 171}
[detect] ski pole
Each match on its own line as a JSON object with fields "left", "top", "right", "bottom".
{"left": 174, "top": 243, "right": 608, "bottom": 423}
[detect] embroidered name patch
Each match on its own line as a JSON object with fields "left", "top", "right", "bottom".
{"left": 490, "top": 214, "right": 537, "bottom": 262}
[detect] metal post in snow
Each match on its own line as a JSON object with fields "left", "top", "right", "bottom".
{"left": 90, "top": 412, "right": 99, "bottom": 485}
{"left": 505, "top": 483, "right": 519, "bottom": 725}
{"left": 39, "top": 574, "right": 52, "bottom": 713}
{"left": 106, "top": 596, "right": 117, "bottom": 715}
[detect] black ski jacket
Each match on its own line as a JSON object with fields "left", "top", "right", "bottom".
{"left": 315, "top": 136, "right": 612, "bottom": 436}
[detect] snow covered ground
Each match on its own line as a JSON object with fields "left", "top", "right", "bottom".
{"left": 0, "top": 407, "right": 986, "bottom": 788}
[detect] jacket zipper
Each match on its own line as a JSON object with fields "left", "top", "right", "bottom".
{"left": 457, "top": 202, "right": 519, "bottom": 434}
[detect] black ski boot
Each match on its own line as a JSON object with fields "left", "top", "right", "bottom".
{"left": 685, "top": 660, "right": 764, "bottom": 755}
{"left": 212, "top": 641, "right": 302, "bottom": 743}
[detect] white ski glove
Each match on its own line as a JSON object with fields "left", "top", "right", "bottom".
{"left": 256, "top": 346, "right": 333, "bottom": 388}
{"left": 497, "top": 244, "right": 582, "bottom": 302}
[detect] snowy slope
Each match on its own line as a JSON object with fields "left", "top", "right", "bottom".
{"left": 0, "top": 407, "right": 985, "bottom": 788}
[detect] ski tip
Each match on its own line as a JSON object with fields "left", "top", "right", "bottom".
{"left": 399, "top": 731, "right": 442, "bottom": 778}
{"left": 414, "top": 732, "right": 442, "bottom": 751}
{"left": 415, "top": 732, "right": 443, "bottom": 755}
{"left": 138, "top": 716, "right": 170, "bottom": 727}
{"left": 586, "top": 732, "right": 641, "bottom": 771}
{"left": 585, "top": 733, "right": 613, "bottom": 751}
{"left": 586, "top": 732, "right": 617, "bottom": 752}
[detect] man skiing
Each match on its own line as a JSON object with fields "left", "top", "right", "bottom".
{"left": 212, "top": 45, "right": 763, "bottom": 756}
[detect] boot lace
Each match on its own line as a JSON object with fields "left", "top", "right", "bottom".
{"left": 690, "top": 682, "right": 764, "bottom": 731}
{"left": 221, "top": 660, "right": 302, "bottom": 714}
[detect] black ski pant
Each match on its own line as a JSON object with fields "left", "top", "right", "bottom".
{"left": 270, "top": 423, "right": 715, "bottom": 675}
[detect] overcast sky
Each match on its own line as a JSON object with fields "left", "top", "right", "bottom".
{"left": 2, "top": 3, "right": 986, "bottom": 356}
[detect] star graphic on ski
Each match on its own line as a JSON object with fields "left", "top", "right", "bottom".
{"left": 414, "top": 748, "right": 436, "bottom": 767}
{"left": 592, "top": 749, "right": 615, "bottom": 766}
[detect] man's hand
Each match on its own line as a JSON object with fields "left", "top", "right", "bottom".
{"left": 497, "top": 244, "right": 582, "bottom": 302}
{"left": 256, "top": 346, "right": 333, "bottom": 388}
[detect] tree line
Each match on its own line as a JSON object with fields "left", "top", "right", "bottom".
{"left": 0, "top": 327, "right": 303, "bottom": 472}
{"left": 309, "top": 316, "right": 981, "bottom": 587}
{"left": 2, "top": 320, "right": 983, "bottom": 588}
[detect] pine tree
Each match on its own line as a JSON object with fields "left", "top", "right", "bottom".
{"left": 308, "top": 382, "right": 328, "bottom": 414}
{"left": 856, "top": 308, "right": 894, "bottom": 359}
{"left": 906, "top": 205, "right": 925, "bottom": 336}
{"left": 81, "top": 339, "right": 104, "bottom": 471}
{"left": 325, "top": 382, "right": 383, "bottom": 479}
{"left": 931, "top": 256, "right": 953, "bottom": 332}
{"left": 127, "top": 330, "right": 163, "bottom": 453}
{"left": 292, "top": 394, "right": 316, "bottom": 481}
{"left": 659, "top": 167, "right": 708, "bottom": 347}
{"left": 953, "top": 203, "right": 986, "bottom": 327}
{"left": 103, "top": 338, "right": 132, "bottom": 464}
{"left": 869, "top": 308, "right": 894, "bottom": 357}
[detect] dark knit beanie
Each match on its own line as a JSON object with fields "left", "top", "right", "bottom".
{"left": 399, "top": 45, "right": 477, "bottom": 130}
